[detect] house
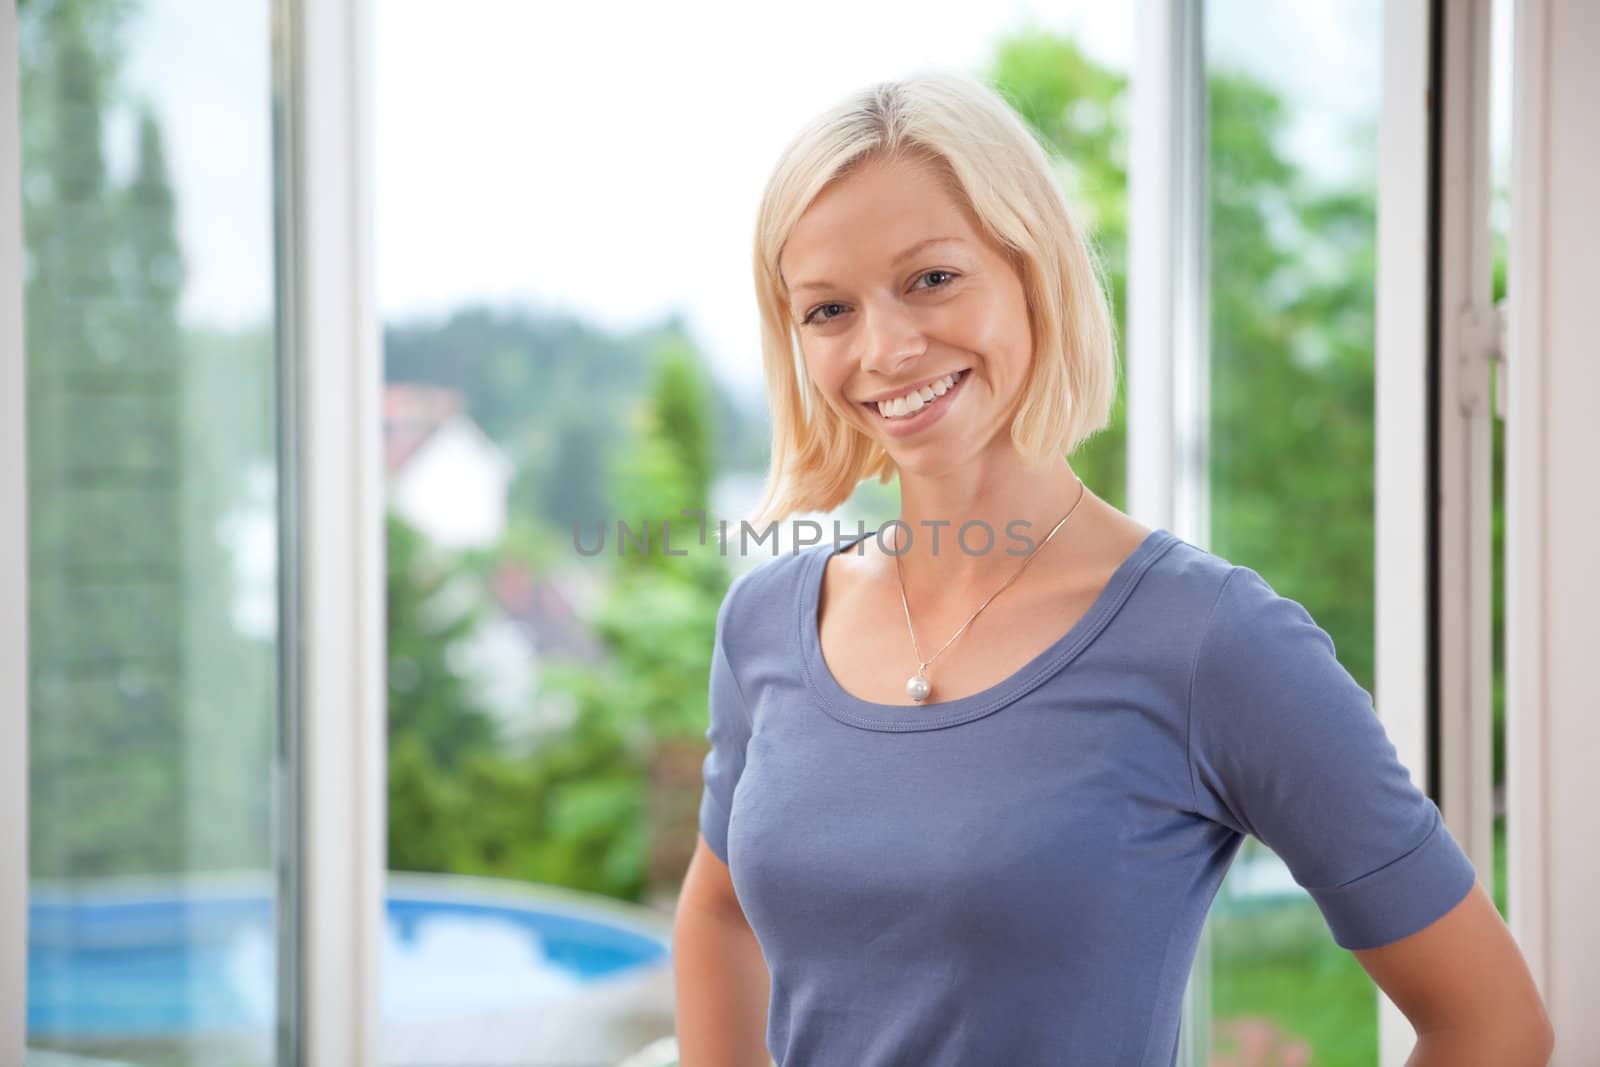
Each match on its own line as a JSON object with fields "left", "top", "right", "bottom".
{"left": 385, "top": 383, "right": 515, "bottom": 552}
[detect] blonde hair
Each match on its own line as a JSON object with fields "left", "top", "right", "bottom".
{"left": 746, "top": 67, "right": 1119, "bottom": 529}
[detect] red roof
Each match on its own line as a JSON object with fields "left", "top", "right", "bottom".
{"left": 384, "top": 383, "right": 466, "bottom": 476}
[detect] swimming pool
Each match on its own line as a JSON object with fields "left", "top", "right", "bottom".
{"left": 27, "top": 871, "right": 676, "bottom": 1051}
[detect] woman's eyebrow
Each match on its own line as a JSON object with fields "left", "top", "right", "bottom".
{"left": 788, "top": 236, "right": 966, "bottom": 294}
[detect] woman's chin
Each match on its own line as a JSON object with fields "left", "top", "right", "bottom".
{"left": 880, "top": 440, "right": 968, "bottom": 479}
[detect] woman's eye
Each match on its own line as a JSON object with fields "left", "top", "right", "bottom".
{"left": 917, "top": 269, "right": 957, "bottom": 290}
{"left": 803, "top": 302, "right": 847, "bottom": 326}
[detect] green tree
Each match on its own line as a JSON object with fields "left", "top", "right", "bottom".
{"left": 385, "top": 512, "right": 500, "bottom": 770}
{"left": 385, "top": 510, "right": 505, "bottom": 873}
{"left": 1206, "top": 69, "right": 1383, "bottom": 688}
{"left": 22, "top": 0, "right": 231, "bottom": 878}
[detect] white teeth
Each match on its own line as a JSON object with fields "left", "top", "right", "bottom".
{"left": 875, "top": 371, "right": 963, "bottom": 418}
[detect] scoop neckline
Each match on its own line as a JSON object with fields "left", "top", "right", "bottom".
{"left": 797, "top": 526, "right": 1180, "bottom": 732}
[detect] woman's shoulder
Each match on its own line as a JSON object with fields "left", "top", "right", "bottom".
{"left": 1143, "top": 537, "right": 1334, "bottom": 668}
{"left": 1108, "top": 531, "right": 1318, "bottom": 663}
{"left": 1108, "top": 526, "right": 1237, "bottom": 608}
{"left": 715, "top": 538, "right": 828, "bottom": 645}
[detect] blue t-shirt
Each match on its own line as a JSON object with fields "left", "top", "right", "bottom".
{"left": 697, "top": 527, "right": 1476, "bottom": 1066}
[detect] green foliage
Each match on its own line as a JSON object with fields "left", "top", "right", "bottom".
{"left": 1210, "top": 906, "right": 1380, "bottom": 1065}
{"left": 1206, "top": 71, "right": 1385, "bottom": 689}
{"left": 581, "top": 573, "right": 723, "bottom": 739}
{"left": 462, "top": 687, "right": 651, "bottom": 894}
{"left": 387, "top": 733, "right": 471, "bottom": 873}
{"left": 648, "top": 339, "right": 717, "bottom": 518}
{"left": 385, "top": 512, "right": 500, "bottom": 770}
{"left": 607, "top": 343, "right": 728, "bottom": 586}
{"left": 388, "top": 707, "right": 652, "bottom": 898}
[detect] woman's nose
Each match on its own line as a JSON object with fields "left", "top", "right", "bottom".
{"left": 858, "top": 299, "right": 928, "bottom": 378}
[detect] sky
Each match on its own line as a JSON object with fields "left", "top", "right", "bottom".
{"left": 108, "top": 0, "right": 1512, "bottom": 406}
{"left": 369, "top": 0, "right": 1130, "bottom": 404}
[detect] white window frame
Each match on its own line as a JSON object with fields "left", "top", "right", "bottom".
{"left": 1373, "top": 0, "right": 1500, "bottom": 1058}
{"left": 1373, "top": 0, "right": 1434, "bottom": 1060}
{"left": 276, "top": 0, "right": 385, "bottom": 1064}
{"left": 1128, "top": 0, "right": 1209, "bottom": 549}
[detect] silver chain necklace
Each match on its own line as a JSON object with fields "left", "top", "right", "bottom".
{"left": 894, "top": 476, "right": 1087, "bottom": 704}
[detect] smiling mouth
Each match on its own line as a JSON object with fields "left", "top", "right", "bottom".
{"left": 862, "top": 369, "right": 970, "bottom": 421}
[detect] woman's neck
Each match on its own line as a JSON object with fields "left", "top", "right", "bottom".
{"left": 887, "top": 451, "right": 1095, "bottom": 601}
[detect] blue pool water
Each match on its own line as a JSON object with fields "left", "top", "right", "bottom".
{"left": 27, "top": 876, "right": 673, "bottom": 1037}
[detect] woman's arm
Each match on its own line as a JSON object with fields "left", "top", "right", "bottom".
{"left": 672, "top": 835, "right": 774, "bottom": 1067}
{"left": 1353, "top": 879, "right": 1555, "bottom": 1065}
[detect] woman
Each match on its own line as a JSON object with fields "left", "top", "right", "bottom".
{"left": 671, "top": 69, "right": 1552, "bottom": 1066}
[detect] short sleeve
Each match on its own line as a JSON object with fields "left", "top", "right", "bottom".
{"left": 1187, "top": 565, "right": 1479, "bottom": 950}
{"left": 698, "top": 578, "right": 752, "bottom": 865}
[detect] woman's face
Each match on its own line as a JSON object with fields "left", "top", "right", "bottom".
{"left": 779, "top": 153, "right": 1034, "bottom": 476}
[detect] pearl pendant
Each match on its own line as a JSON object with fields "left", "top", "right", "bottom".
{"left": 906, "top": 670, "right": 931, "bottom": 703}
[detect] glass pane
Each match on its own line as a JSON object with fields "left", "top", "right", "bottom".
{"left": 21, "top": 0, "right": 282, "bottom": 1063}
{"left": 1203, "top": 0, "right": 1386, "bottom": 1061}
{"left": 374, "top": 6, "right": 1129, "bottom": 1063}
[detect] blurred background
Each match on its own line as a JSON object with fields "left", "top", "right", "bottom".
{"left": 11, "top": 0, "right": 1533, "bottom": 1065}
